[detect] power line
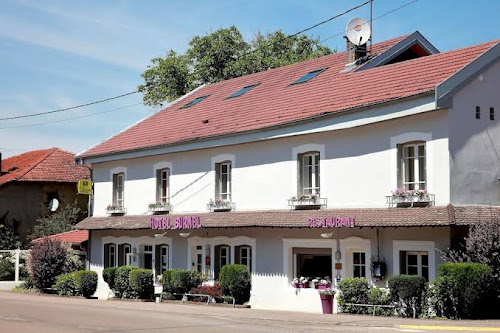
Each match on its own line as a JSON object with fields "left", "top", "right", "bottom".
{"left": 0, "top": 103, "right": 142, "bottom": 130}
{"left": 319, "top": 0, "right": 419, "bottom": 44}
{"left": 0, "top": 91, "right": 139, "bottom": 121}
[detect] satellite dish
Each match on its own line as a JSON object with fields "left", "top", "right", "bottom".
{"left": 48, "top": 198, "right": 59, "bottom": 212}
{"left": 346, "top": 17, "right": 371, "bottom": 46}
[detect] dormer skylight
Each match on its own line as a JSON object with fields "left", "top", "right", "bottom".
{"left": 291, "top": 68, "right": 327, "bottom": 85}
{"left": 228, "top": 84, "right": 259, "bottom": 99}
{"left": 180, "top": 95, "right": 209, "bottom": 109}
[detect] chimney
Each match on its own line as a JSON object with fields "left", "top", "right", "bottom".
{"left": 345, "top": 37, "right": 367, "bottom": 65}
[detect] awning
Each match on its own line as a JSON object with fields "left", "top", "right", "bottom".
{"left": 74, "top": 205, "right": 500, "bottom": 231}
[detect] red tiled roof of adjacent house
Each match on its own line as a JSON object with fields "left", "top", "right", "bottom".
{"left": 0, "top": 148, "right": 90, "bottom": 186}
{"left": 79, "top": 35, "right": 499, "bottom": 159}
{"left": 73, "top": 205, "right": 500, "bottom": 230}
{"left": 32, "top": 230, "right": 89, "bottom": 244}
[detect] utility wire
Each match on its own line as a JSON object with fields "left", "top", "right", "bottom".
{"left": 1, "top": 1, "right": 370, "bottom": 122}
{"left": 0, "top": 103, "right": 142, "bottom": 130}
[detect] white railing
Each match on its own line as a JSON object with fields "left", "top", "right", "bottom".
{"left": 0, "top": 249, "right": 29, "bottom": 283}
{"left": 207, "top": 201, "right": 235, "bottom": 212}
{"left": 288, "top": 197, "right": 327, "bottom": 210}
{"left": 148, "top": 203, "right": 172, "bottom": 214}
{"left": 105, "top": 205, "right": 127, "bottom": 215}
{"left": 386, "top": 194, "right": 435, "bottom": 208}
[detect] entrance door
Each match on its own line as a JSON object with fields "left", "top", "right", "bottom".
{"left": 143, "top": 245, "right": 153, "bottom": 270}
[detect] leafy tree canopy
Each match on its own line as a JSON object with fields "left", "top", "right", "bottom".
{"left": 139, "top": 26, "right": 333, "bottom": 107}
{"left": 0, "top": 212, "right": 21, "bottom": 250}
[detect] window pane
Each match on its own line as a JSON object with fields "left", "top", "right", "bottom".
{"left": 354, "top": 266, "right": 361, "bottom": 278}
{"left": 422, "top": 254, "right": 428, "bottom": 266}
{"left": 407, "top": 254, "right": 418, "bottom": 266}
{"left": 361, "top": 266, "right": 366, "bottom": 278}
{"left": 422, "top": 267, "right": 429, "bottom": 281}
{"left": 353, "top": 252, "right": 359, "bottom": 264}
{"left": 419, "top": 156, "right": 426, "bottom": 186}
{"left": 408, "top": 266, "right": 418, "bottom": 275}
{"left": 360, "top": 253, "right": 365, "bottom": 264}
{"left": 418, "top": 145, "right": 425, "bottom": 157}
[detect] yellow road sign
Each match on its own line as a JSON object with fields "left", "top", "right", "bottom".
{"left": 77, "top": 179, "right": 93, "bottom": 195}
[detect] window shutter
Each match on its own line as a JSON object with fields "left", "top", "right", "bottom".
{"left": 155, "top": 245, "right": 161, "bottom": 275}
{"left": 104, "top": 244, "right": 110, "bottom": 268}
{"left": 228, "top": 163, "right": 232, "bottom": 200}
{"left": 396, "top": 145, "right": 402, "bottom": 187}
{"left": 297, "top": 154, "right": 303, "bottom": 196}
{"left": 118, "top": 244, "right": 124, "bottom": 267}
{"left": 316, "top": 152, "right": 321, "bottom": 195}
{"left": 399, "top": 251, "right": 407, "bottom": 275}
{"left": 234, "top": 246, "right": 241, "bottom": 264}
{"left": 112, "top": 174, "right": 118, "bottom": 205}
{"left": 215, "top": 163, "right": 220, "bottom": 199}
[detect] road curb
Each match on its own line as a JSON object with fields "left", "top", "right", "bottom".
{"left": 399, "top": 325, "right": 500, "bottom": 332}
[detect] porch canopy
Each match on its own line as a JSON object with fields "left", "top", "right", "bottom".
{"left": 74, "top": 204, "right": 500, "bottom": 230}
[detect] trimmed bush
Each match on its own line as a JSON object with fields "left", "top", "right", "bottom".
{"left": 388, "top": 275, "right": 426, "bottom": 318}
{"left": 368, "top": 287, "right": 392, "bottom": 316}
{"left": 189, "top": 284, "right": 223, "bottom": 302}
{"left": 54, "top": 273, "right": 76, "bottom": 296}
{"left": 218, "top": 264, "right": 251, "bottom": 304}
{"left": 28, "top": 238, "right": 67, "bottom": 290}
{"left": 163, "top": 269, "right": 204, "bottom": 295}
{"left": 103, "top": 267, "right": 118, "bottom": 291}
{"left": 434, "top": 263, "right": 496, "bottom": 319}
{"left": 337, "top": 278, "right": 370, "bottom": 314}
{"left": 73, "top": 271, "right": 98, "bottom": 298}
{"left": 129, "top": 269, "right": 154, "bottom": 299}
{"left": 115, "top": 266, "right": 138, "bottom": 298}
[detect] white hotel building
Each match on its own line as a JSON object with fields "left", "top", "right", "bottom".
{"left": 75, "top": 32, "right": 500, "bottom": 313}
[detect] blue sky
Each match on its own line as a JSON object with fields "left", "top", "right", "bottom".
{"left": 0, "top": 0, "right": 498, "bottom": 157}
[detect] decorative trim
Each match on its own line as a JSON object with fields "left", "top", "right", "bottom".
{"left": 153, "top": 161, "right": 173, "bottom": 175}
{"left": 339, "top": 237, "right": 372, "bottom": 281}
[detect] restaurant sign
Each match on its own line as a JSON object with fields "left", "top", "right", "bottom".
{"left": 308, "top": 216, "right": 355, "bottom": 228}
{"left": 150, "top": 216, "right": 201, "bottom": 230}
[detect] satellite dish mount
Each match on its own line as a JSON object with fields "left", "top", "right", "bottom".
{"left": 344, "top": 17, "right": 372, "bottom": 64}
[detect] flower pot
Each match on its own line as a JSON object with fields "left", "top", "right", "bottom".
{"left": 299, "top": 283, "right": 309, "bottom": 288}
{"left": 320, "top": 294, "right": 334, "bottom": 314}
{"left": 292, "top": 283, "right": 299, "bottom": 288}
{"left": 317, "top": 285, "right": 330, "bottom": 290}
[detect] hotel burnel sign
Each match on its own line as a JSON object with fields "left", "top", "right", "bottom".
{"left": 150, "top": 216, "right": 201, "bottom": 230}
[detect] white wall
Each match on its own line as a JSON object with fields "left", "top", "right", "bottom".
{"left": 92, "top": 109, "right": 451, "bottom": 216}
{"left": 448, "top": 61, "right": 500, "bottom": 205}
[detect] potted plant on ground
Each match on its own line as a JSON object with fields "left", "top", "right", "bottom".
{"left": 319, "top": 289, "right": 335, "bottom": 314}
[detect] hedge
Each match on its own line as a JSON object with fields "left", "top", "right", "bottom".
{"left": 103, "top": 267, "right": 118, "bottom": 291}
{"left": 218, "top": 264, "right": 251, "bottom": 304}
{"left": 115, "top": 266, "right": 138, "bottom": 298}
{"left": 54, "top": 273, "right": 76, "bottom": 296}
{"left": 434, "top": 263, "right": 496, "bottom": 319}
{"left": 337, "top": 278, "right": 370, "bottom": 314}
{"left": 73, "top": 271, "right": 98, "bottom": 298}
{"left": 388, "top": 275, "right": 426, "bottom": 317}
{"left": 162, "top": 269, "right": 203, "bottom": 296}
{"left": 129, "top": 269, "right": 154, "bottom": 299}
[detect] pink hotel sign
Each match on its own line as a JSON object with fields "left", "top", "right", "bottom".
{"left": 150, "top": 216, "right": 201, "bottom": 230}
{"left": 308, "top": 216, "right": 355, "bottom": 228}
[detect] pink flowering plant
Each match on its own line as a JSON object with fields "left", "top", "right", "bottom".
{"left": 392, "top": 187, "right": 428, "bottom": 198}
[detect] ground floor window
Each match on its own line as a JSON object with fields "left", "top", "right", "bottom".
{"left": 155, "top": 244, "right": 169, "bottom": 275}
{"left": 143, "top": 245, "right": 153, "bottom": 270}
{"left": 293, "top": 248, "right": 331, "bottom": 278}
{"left": 104, "top": 243, "right": 116, "bottom": 268}
{"left": 400, "top": 250, "right": 429, "bottom": 281}
{"left": 215, "top": 244, "right": 230, "bottom": 279}
{"left": 118, "top": 243, "right": 131, "bottom": 266}
{"left": 353, "top": 252, "right": 366, "bottom": 278}
{"left": 235, "top": 245, "right": 252, "bottom": 272}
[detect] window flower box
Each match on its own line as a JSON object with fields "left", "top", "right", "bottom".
{"left": 288, "top": 195, "right": 327, "bottom": 210}
{"left": 292, "top": 277, "right": 310, "bottom": 288}
{"left": 386, "top": 187, "right": 435, "bottom": 208}
{"left": 312, "top": 277, "right": 332, "bottom": 289}
{"left": 207, "top": 199, "right": 235, "bottom": 212}
{"left": 148, "top": 202, "right": 172, "bottom": 214}
{"left": 105, "top": 205, "right": 126, "bottom": 215}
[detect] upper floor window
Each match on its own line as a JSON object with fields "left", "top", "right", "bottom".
{"left": 299, "top": 152, "right": 320, "bottom": 196}
{"left": 112, "top": 173, "right": 125, "bottom": 207}
{"left": 399, "top": 142, "right": 426, "bottom": 190}
{"left": 215, "top": 161, "right": 231, "bottom": 201}
{"left": 156, "top": 168, "right": 170, "bottom": 203}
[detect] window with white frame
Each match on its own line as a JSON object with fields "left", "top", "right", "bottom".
{"left": 118, "top": 243, "right": 131, "bottom": 266}
{"left": 293, "top": 248, "right": 331, "bottom": 278}
{"left": 155, "top": 244, "right": 169, "bottom": 275}
{"left": 215, "top": 162, "right": 231, "bottom": 201}
{"left": 143, "top": 245, "right": 153, "bottom": 270}
{"left": 299, "top": 152, "right": 320, "bottom": 196}
{"left": 112, "top": 173, "right": 125, "bottom": 207}
{"left": 400, "top": 250, "right": 429, "bottom": 281}
{"left": 353, "top": 252, "right": 366, "bottom": 278}
{"left": 156, "top": 168, "right": 170, "bottom": 203}
{"left": 235, "top": 245, "right": 252, "bottom": 272}
{"left": 104, "top": 243, "right": 116, "bottom": 268}
{"left": 399, "top": 142, "right": 426, "bottom": 190}
{"left": 215, "top": 244, "right": 230, "bottom": 279}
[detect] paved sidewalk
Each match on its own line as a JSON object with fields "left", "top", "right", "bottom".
{"left": 1, "top": 291, "right": 499, "bottom": 332}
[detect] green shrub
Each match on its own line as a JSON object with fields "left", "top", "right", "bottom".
{"left": 73, "top": 271, "right": 97, "bottom": 298}
{"left": 28, "top": 238, "right": 67, "bottom": 290}
{"left": 388, "top": 275, "right": 426, "bottom": 318}
{"left": 434, "top": 263, "right": 496, "bottom": 319}
{"left": 103, "top": 267, "right": 118, "bottom": 291}
{"left": 54, "top": 273, "right": 76, "bottom": 296}
{"left": 129, "top": 269, "right": 154, "bottom": 299}
{"left": 162, "top": 269, "right": 204, "bottom": 296}
{"left": 115, "top": 266, "right": 138, "bottom": 298}
{"left": 218, "top": 264, "right": 251, "bottom": 304}
{"left": 368, "top": 287, "right": 392, "bottom": 316}
{"left": 337, "top": 278, "right": 370, "bottom": 314}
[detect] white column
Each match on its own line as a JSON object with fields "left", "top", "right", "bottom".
{"left": 14, "top": 249, "right": 20, "bottom": 282}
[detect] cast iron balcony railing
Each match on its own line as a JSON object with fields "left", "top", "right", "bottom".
{"left": 386, "top": 193, "right": 435, "bottom": 208}
{"left": 207, "top": 199, "right": 235, "bottom": 212}
{"left": 105, "top": 205, "right": 126, "bottom": 215}
{"left": 288, "top": 196, "right": 327, "bottom": 210}
{"left": 148, "top": 202, "right": 172, "bottom": 214}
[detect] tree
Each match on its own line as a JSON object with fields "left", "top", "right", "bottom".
{"left": 28, "top": 238, "right": 67, "bottom": 290}
{"left": 440, "top": 218, "right": 500, "bottom": 284}
{"left": 0, "top": 212, "right": 20, "bottom": 250}
{"left": 138, "top": 26, "right": 333, "bottom": 107}
{"left": 28, "top": 201, "right": 86, "bottom": 241}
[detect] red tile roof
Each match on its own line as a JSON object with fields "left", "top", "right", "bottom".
{"left": 73, "top": 205, "right": 500, "bottom": 230}
{"left": 32, "top": 230, "right": 89, "bottom": 244}
{"left": 79, "top": 35, "right": 499, "bottom": 159}
{"left": 0, "top": 148, "right": 90, "bottom": 186}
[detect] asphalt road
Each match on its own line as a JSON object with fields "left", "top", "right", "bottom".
{"left": 0, "top": 291, "right": 499, "bottom": 333}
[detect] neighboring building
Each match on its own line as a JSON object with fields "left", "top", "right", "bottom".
{"left": 0, "top": 148, "right": 90, "bottom": 242}
{"left": 75, "top": 32, "right": 500, "bottom": 313}
{"left": 32, "top": 230, "right": 89, "bottom": 251}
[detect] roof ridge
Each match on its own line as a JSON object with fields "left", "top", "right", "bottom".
{"left": 15, "top": 148, "right": 57, "bottom": 181}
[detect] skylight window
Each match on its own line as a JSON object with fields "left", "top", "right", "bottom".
{"left": 227, "top": 84, "right": 259, "bottom": 99}
{"left": 180, "top": 95, "right": 209, "bottom": 109}
{"left": 292, "top": 68, "right": 327, "bottom": 85}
